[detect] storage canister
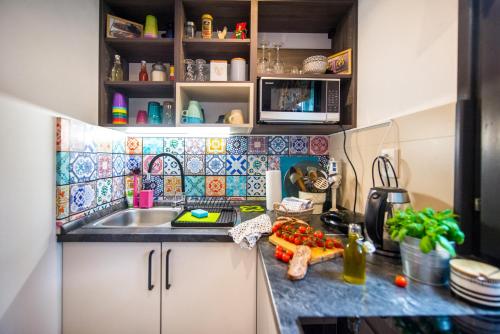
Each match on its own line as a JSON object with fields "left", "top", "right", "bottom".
{"left": 201, "top": 14, "right": 213, "bottom": 39}
{"left": 230, "top": 57, "right": 246, "bottom": 81}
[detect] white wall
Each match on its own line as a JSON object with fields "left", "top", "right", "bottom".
{"left": 0, "top": 0, "right": 99, "bottom": 332}
{"left": 357, "top": 0, "right": 458, "bottom": 126}
{"left": 0, "top": 0, "right": 99, "bottom": 124}
{"left": 0, "top": 94, "right": 61, "bottom": 333}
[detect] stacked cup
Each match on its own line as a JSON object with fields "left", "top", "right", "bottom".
{"left": 112, "top": 92, "right": 128, "bottom": 125}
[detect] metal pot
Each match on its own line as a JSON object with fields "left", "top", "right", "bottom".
{"left": 400, "top": 236, "right": 453, "bottom": 286}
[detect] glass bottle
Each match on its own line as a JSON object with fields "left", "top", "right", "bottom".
{"left": 343, "top": 224, "right": 366, "bottom": 284}
{"left": 110, "top": 54, "right": 123, "bottom": 81}
{"left": 139, "top": 60, "right": 148, "bottom": 81}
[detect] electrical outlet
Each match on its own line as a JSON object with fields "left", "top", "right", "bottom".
{"left": 381, "top": 148, "right": 399, "bottom": 178}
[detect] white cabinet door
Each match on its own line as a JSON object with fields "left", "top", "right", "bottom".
{"left": 161, "top": 242, "right": 256, "bottom": 334}
{"left": 63, "top": 242, "right": 161, "bottom": 334}
{"left": 257, "top": 253, "right": 279, "bottom": 334}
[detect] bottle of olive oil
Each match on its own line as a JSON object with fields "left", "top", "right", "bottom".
{"left": 343, "top": 224, "right": 366, "bottom": 284}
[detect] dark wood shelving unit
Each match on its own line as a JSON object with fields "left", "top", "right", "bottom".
{"left": 99, "top": 0, "right": 357, "bottom": 134}
{"left": 104, "top": 81, "right": 174, "bottom": 98}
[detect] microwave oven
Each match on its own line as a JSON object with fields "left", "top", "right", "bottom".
{"left": 258, "top": 77, "right": 340, "bottom": 123}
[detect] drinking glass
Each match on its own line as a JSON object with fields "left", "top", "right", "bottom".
{"left": 195, "top": 59, "right": 207, "bottom": 81}
{"left": 257, "top": 41, "right": 269, "bottom": 74}
{"left": 273, "top": 42, "right": 284, "bottom": 74}
{"left": 184, "top": 59, "right": 195, "bottom": 81}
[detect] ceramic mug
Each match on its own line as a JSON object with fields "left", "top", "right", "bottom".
{"left": 182, "top": 100, "right": 204, "bottom": 122}
{"left": 224, "top": 109, "right": 245, "bottom": 124}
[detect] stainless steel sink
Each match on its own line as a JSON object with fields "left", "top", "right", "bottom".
{"left": 86, "top": 207, "right": 183, "bottom": 228}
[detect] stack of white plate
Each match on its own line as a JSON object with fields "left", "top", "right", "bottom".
{"left": 450, "top": 259, "right": 500, "bottom": 308}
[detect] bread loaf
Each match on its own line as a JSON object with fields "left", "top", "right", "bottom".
{"left": 287, "top": 246, "right": 312, "bottom": 280}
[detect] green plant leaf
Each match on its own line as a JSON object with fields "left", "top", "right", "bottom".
{"left": 437, "top": 235, "right": 456, "bottom": 257}
{"left": 454, "top": 231, "right": 465, "bottom": 245}
{"left": 420, "top": 235, "right": 434, "bottom": 253}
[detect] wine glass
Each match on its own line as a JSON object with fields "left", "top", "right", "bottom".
{"left": 257, "top": 41, "right": 269, "bottom": 75}
{"left": 273, "top": 42, "right": 284, "bottom": 74}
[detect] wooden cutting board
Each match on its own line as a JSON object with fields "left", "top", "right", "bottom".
{"left": 269, "top": 234, "right": 343, "bottom": 265}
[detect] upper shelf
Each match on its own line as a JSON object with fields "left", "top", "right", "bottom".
{"left": 258, "top": 0, "right": 354, "bottom": 33}
{"left": 104, "top": 0, "right": 174, "bottom": 30}
{"left": 183, "top": 38, "right": 251, "bottom": 60}
{"left": 104, "top": 38, "right": 174, "bottom": 62}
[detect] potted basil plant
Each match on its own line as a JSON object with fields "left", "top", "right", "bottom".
{"left": 386, "top": 208, "right": 465, "bottom": 286}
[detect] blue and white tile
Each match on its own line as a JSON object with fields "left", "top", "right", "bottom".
{"left": 185, "top": 138, "right": 206, "bottom": 154}
{"left": 143, "top": 137, "right": 164, "bottom": 154}
{"left": 226, "top": 136, "right": 248, "bottom": 155}
{"left": 164, "top": 137, "right": 185, "bottom": 155}
{"left": 144, "top": 175, "right": 164, "bottom": 199}
{"left": 226, "top": 176, "right": 247, "bottom": 197}
{"left": 164, "top": 155, "right": 184, "bottom": 175}
{"left": 185, "top": 155, "right": 205, "bottom": 175}
{"left": 226, "top": 155, "right": 248, "bottom": 175}
{"left": 56, "top": 152, "right": 70, "bottom": 185}
{"left": 96, "top": 178, "right": 113, "bottom": 205}
{"left": 112, "top": 154, "right": 125, "bottom": 176}
{"left": 206, "top": 155, "right": 226, "bottom": 175}
{"left": 69, "top": 182, "right": 96, "bottom": 214}
{"left": 112, "top": 177, "right": 125, "bottom": 200}
{"left": 69, "top": 152, "right": 97, "bottom": 183}
{"left": 318, "top": 155, "right": 329, "bottom": 171}
{"left": 247, "top": 155, "right": 267, "bottom": 175}
{"left": 247, "top": 176, "right": 266, "bottom": 196}
{"left": 268, "top": 136, "right": 289, "bottom": 155}
{"left": 125, "top": 155, "right": 142, "bottom": 175}
{"left": 289, "top": 136, "right": 309, "bottom": 155}
{"left": 112, "top": 135, "right": 126, "bottom": 153}
{"left": 185, "top": 176, "right": 205, "bottom": 197}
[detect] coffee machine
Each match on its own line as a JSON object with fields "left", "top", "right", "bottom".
{"left": 364, "top": 156, "right": 411, "bottom": 257}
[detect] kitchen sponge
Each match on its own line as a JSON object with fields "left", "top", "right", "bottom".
{"left": 190, "top": 209, "right": 208, "bottom": 218}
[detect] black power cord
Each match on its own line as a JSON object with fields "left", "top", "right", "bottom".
{"left": 340, "top": 125, "right": 359, "bottom": 214}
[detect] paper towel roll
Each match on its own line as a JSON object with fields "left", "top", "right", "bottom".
{"left": 266, "top": 170, "right": 282, "bottom": 210}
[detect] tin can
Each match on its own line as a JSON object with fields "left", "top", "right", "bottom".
{"left": 201, "top": 14, "right": 213, "bottom": 39}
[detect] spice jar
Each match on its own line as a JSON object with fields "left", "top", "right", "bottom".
{"left": 201, "top": 14, "right": 213, "bottom": 39}
{"left": 151, "top": 62, "right": 167, "bottom": 81}
{"left": 184, "top": 21, "right": 195, "bottom": 39}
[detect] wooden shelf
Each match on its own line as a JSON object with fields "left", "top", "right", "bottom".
{"left": 258, "top": 73, "right": 351, "bottom": 79}
{"left": 104, "top": 81, "right": 174, "bottom": 98}
{"left": 105, "top": 38, "right": 174, "bottom": 62}
{"left": 183, "top": 38, "right": 251, "bottom": 61}
{"left": 104, "top": 0, "right": 174, "bottom": 30}
{"left": 258, "top": 0, "right": 354, "bottom": 33}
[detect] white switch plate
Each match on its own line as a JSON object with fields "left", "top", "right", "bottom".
{"left": 381, "top": 148, "right": 399, "bottom": 178}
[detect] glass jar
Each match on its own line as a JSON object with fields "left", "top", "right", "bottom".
{"left": 184, "top": 59, "right": 195, "bottom": 81}
{"left": 110, "top": 54, "right": 123, "bottom": 81}
{"left": 163, "top": 101, "right": 175, "bottom": 126}
{"left": 343, "top": 224, "right": 366, "bottom": 285}
{"left": 151, "top": 62, "right": 167, "bottom": 81}
{"left": 195, "top": 59, "right": 207, "bottom": 81}
{"left": 184, "top": 21, "right": 195, "bottom": 39}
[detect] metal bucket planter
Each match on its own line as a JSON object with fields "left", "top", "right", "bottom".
{"left": 400, "top": 236, "right": 453, "bottom": 286}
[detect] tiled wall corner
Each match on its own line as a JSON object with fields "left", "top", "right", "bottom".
{"left": 55, "top": 117, "right": 127, "bottom": 232}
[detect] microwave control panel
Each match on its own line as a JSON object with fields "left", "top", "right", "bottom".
{"left": 326, "top": 80, "right": 340, "bottom": 114}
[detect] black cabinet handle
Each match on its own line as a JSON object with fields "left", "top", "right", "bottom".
{"left": 165, "top": 249, "right": 172, "bottom": 290}
{"left": 148, "top": 250, "right": 155, "bottom": 291}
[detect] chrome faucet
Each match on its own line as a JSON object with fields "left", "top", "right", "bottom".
{"left": 145, "top": 153, "right": 185, "bottom": 207}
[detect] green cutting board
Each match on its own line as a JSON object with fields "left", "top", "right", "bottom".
{"left": 175, "top": 212, "right": 221, "bottom": 223}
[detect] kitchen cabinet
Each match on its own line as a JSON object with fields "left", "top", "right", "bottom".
{"left": 63, "top": 242, "right": 257, "bottom": 334}
{"left": 257, "top": 253, "right": 279, "bottom": 334}
{"left": 63, "top": 242, "right": 162, "bottom": 334}
{"left": 162, "top": 242, "right": 257, "bottom": 334}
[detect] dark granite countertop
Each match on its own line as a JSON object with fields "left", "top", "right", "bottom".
{"left": 258, "top": 216, "right": 500, "bottom": 334}
{"left": 57, "top": 202, "right": 268, "bottom": 242}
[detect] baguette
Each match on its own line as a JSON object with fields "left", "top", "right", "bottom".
{"left": 287, "top": 246, "right": 312, "bottom": 280}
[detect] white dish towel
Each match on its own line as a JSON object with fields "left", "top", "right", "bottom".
{"left": 228, "top": 214, "right": 272, "bottom": 249}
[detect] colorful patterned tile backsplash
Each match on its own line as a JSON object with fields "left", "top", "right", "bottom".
{"left": 56, "top": 116, "right": 331, "bottom": 231}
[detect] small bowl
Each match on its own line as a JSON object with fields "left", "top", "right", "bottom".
{"left": 303, "top": 55, "right": 328, "bottom": 74}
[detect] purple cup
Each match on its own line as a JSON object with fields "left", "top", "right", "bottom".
{"left": 112, "top": 92, "right": 127, "bottom": 108}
